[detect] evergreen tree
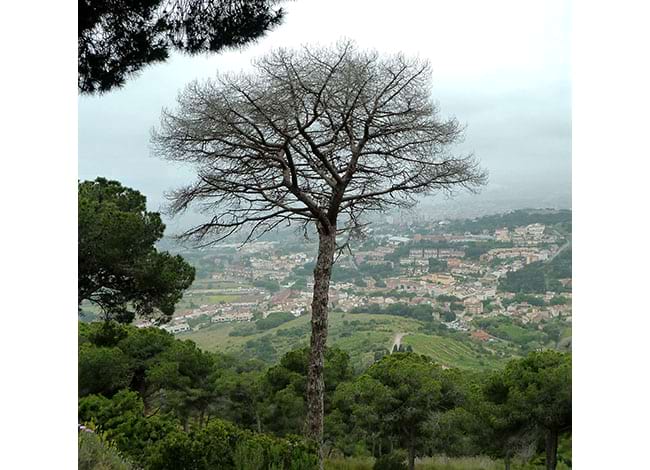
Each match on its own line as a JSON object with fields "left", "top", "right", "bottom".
{"left": 79, "top": 0, "right": 288, "bottom": 93}
{"left": 78, "top": 178, "right": 195, "bottom": 323}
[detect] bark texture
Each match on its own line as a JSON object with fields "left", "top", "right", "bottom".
{"left": 306, "top": 227, "right": 337, "bottom": 467}
{"left": 545, "top": 428, "right": 558, "bottom": 470}
{"left": 408, "top": 445, "right": 416, "bottom": 470}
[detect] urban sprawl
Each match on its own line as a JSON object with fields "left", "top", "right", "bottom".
{"left": 147, "top": 212, "right": 572, "bottom": 344}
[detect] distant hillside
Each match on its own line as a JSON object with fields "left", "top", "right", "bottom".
{"left": 179, "top": 312, "right": 512, "bottom": 372}
{"left": 447, "top": 208, "right": 572, "bottom": 234}
{"left": 498, "top": 247, "right": 572, "bottom": 294}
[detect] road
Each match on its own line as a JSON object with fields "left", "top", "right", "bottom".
{"left": 391, "top": 332, "right": 406, "bottom": 352}
{"left": 548, "top": 240, "right": 571, "bottom": 262}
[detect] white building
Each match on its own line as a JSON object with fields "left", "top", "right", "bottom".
{"left": 161, "top": 323, "right": 191, "bottom": 334}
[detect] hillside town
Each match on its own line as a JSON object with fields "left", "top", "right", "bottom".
{"left": 150, "top": 210, "right": 572, "bottom": 341}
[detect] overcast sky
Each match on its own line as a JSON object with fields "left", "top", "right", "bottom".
{"left": 79, "top": 0, "right": 571, "bottom": 225}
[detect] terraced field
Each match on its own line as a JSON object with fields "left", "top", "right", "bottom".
{"left": 401, "top": 333, "right": 508, "bottom": 370}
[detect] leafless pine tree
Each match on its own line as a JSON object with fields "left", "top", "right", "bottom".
{"left": 152, "top": 39, "right": 486, "bottom": 466}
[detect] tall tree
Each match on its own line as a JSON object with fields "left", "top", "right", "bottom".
{"left": 334, "top": 353, "right": 463, "bottom": 470}
{"left": 79, "top": 178, "right": 195, "bottom": 323}
{"left": 500, "top": 351, "right": 572, "bottom": 470}
{"left": 261, "top": 347, "right": 353, "bottom": 437}
{"left": 146, "top": 339, "right": 217, "bottom": 430}
{"left": 79, "top": 0, "right": 289, "bottom": 93}
{"left": 152, "top": 40, "right": 486, "bottom": 463}
{"left": 480, "top": 372, "right": 538, "bottom": 470}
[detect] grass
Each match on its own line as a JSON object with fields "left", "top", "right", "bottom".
{"left": 402, "top": 334, "right": 507, "bottom": 370}
{"left": 416, "top": 456, "right": 503, "bottom": 469}
{"left": 78, "top": 431, "right": 133, "bottom": 470}
{"left": 207, "top": 294, "right": 240, "bottom": 303}
{"left": 181, "top": 312, "right": 509, "bottom": 371}
{"left": 326, "top": 455, "right": 570, "bottom": 470}
{"left": 325, "top": 456, "right": 504, "bottom": 470}
{"left": 182, "top": 312, "right": 420, "bottom": 369}
{"left": 189, "top": 278, "right": 253, "bottom": 289}
{"left": 324, "top": 457, "right": 373, "bottom": 470}
{"left": 494, "top": 323, "right": 539, "bottom": 343}
{"left": 175, "top": 292, "right": 242, "bottom": 310}
{"left": 178, "top": 322, "right": 240, "bottom": 350}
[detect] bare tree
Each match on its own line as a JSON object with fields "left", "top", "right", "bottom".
{"left": 152, "top": 39, "right": 486, "bottom": 465}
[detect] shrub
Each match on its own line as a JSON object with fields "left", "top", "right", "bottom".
{"left": 79, "top": 391, "right": 179, "bottom": 466}
{"left": 78, "top": 344, "right": 133, "bottom": 397}
{"left": 78, "top": 430, "right": 133, "bottom": 470}
{"left": 256, "top": 311, "right": 296, "bottom": 331}
{"left": 234, "top": 438, "right": 266, "bottom": 470}
{"left": 373, "top": 451, "right": 407, "bottom": 470}
{"left": 325, "top": 457, "right": 373, "bottom": 470}
{"left": 145, "top": 419, "right": 318, "bottom": 470}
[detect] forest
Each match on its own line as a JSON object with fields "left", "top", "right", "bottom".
{"left": 498, "top": 249, "right": 572, "bottom": 294}
{"left": 79, "top": 321, "right": 570, "bottom": 470}
{"left": 445, "top": 210, "right": 572, "bottom": 235}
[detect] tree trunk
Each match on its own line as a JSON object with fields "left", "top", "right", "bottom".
{"left": 182, "top": 415, "right": 189, "bottom": 432}
{"left": 408, "top": 445, "right": 416, "bottom": 470}
{"left": 504, "top": 452, "right": 511, "bottom": 470}
{"left": 255, "top": 410, "right": 262, "bottom": 433}
{"left": 306, "top": 225, "right": 337, "bottom": 469}
{"left": 545, "top": 428, "right": 559, "bottom": 470}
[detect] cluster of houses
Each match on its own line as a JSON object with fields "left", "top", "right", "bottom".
{"left": 154, "top": 220, "right": 570, "bottom": 338}
{"left": 481, "top": 246, "right": 556, "bottom": 264}
{"left": 495, "top": 224, "right": 559, "bottom": 246}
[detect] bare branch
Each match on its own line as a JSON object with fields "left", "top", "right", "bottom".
{"left": 152, "top": 40, "right": 486, "bottom": 245}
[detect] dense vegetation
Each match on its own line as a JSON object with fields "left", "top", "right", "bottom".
{"left": 446, "top": 209, "right": 572, "bottom": 234}
{"left": 79, "top": 321, "right": 570, "bottom": 470}
{"left": 473, "top": 316, "right": 567, "bottom": 352}
{"left": 78, "top": 178, "right": 195, "bottom": 323}
{"left": 498, "top": 249, "right": 572, "bottom": 294}
{"left": 229, "top": 312, "right": 296, "bottom": 336}
{"left": 78, "top": 322, "right": 319, "bottom": 469}
{"left": 350, "top": 303, "right": 435, "bottom": 323}
{"left": 253, "top": 278, "right": 282, "bottom": 293}
{"left": 290, "top": 261, "right": 397, "bottom": 288}
{"left": 76, "top": 177, "right": 572, "bottom": 468}
{"left": 79, "top": 0, "right": 288, "bottom": 93}
{"left": 185, "top": 311, "right": 528, "bottom": 373}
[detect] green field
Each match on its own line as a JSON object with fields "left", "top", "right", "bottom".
{"left": 401, "top": 333, "right": 505, "bottom": 370}
{"left": 181, "top": 312, "right": 422, "bottom": 370}
{"left": 180, "top": 312, "right": 510, "bottom": 371}
{"left": 207, "top": 294, "right": 240, "bottom": 303}
{"left": 175, "top": 292, "right": 243, "bottom": 310}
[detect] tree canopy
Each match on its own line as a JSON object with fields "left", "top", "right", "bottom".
{"left": 334, "top": 353, "right": 464, "bottom": 470}
{"left": 483, "top": 351, "right": 571, "bottom": 470}
{"left": 152, "top": 40, "right": 486, "bottom": 245}
{"left": 78, "top": 178, "right": 195, "bottom": 323}
{"left": 79, "top": 0, "right": 288, "bottom": 94}
{"left": 78, "top": 321, "right": 572, "bottom": 469}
